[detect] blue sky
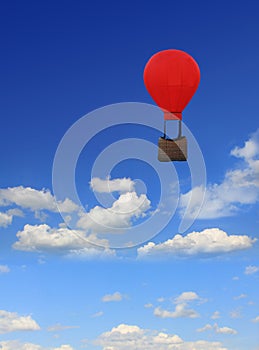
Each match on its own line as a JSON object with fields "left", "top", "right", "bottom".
{"left": 0, "top": 1, "right": 259, "bottom": 349}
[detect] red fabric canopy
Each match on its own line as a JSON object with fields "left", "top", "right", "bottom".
{"left": 144, "top": 50, "right": 200, "bottom": 120}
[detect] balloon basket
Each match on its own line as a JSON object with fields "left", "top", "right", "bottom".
{"left": 158, "top": 136, "right": 187, "bottom": 162}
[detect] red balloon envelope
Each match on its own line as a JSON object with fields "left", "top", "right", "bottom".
{"left": 144, "top": 49, "right": 200, "bottom": 120}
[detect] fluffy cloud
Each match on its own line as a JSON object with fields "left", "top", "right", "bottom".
{"left": 0, "top": 186, "right": 78, "bottom": 214}
{"left": 0, "top": 212, "right": 12, "bottom": 227}
{"left": 252, "top": 316, "right": 259, "bottom": 323}
{"left": 197, "top": 323, "right": 237, "bottom": 335}
{"left": 102, "top": 292, "right": 123, "bottom": 302}
{"left": 244, "top": 265, "right": 259, "bottom": 275}
{"left": 95, "top": 323, "right": 227, "bottom": 350}
{"left": 0, "top": 209, "right": 23, "bottom": 227}
{"left": 0, "top": 310, "right": 40, "bottom": 334}
{"left": 2, "top": 179, "right": 151, "bottom": 251}
{"left": 154, "top": 303, "right": 199, "bottom": 319}
{"left": 77, "top": 191, "right": 150, "bottom": 233}
{"left": 180, "top": 129, "right": 259, "bottom": 219}
{"left": 151, "top": 291, "right": 202, "bottom": 319}
{"left": 13, "top": 224, "right": 115, "bottom": 258}
{"left": 0, "top": 265, "right": 10, "bottom": 274}
{"left": 174, "top": 291, "right": 199, "bottom": 304}
{"left": 137, "top": 228, "right": 256, "bottom": 258}
{"left": 90, "top": 177, "right": 135, "bottom": 193}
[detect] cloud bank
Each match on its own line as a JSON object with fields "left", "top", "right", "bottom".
{"left": 138, "top": 228, "right": 256, "bottom": 258}
{"left": 180, "top": 129, "right": 259, "bottom": 219}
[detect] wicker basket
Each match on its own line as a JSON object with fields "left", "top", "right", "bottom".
{"left": 158, "top": 136, "right": 187, "bottom": 162}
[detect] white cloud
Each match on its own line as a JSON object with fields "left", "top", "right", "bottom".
{"left": 0, "top": 209, "right": 23, "bottom": 227}
{"left": 231, "top": 130, "right": 259, "bottom": 161}
{"left": 13, "top": 224, "right": 88, "bottom": 252}
{"left": 211, "top": 311, "right": 221, "bottom": 319}
{"left": 233, "top": 294, "right": 247, "bottom": 300}
{"left": 215, "top": 325, "right": 237, "bottom": 335}
{"left": 0, "top": 212, "right": 12, "bottom": 227}
{"left": 0, "top": 341, "right": 74, "bottom": 350}
{"left": 138, "top": 228, "right": 256, "bottom": 258}
{"left": 90, "top": 177, "right": 135, "bottom": 193}
{"left": 180, "top": 129, "right": 259, "bottom": 219}
{"left": 174, "top": 291, "right": 199, "bottom": 304}
{"left": 197, "top": 323, "right": 213, "bottom": 332}
{"left": 0, "top": 340, "right": 42, "bottom": 350}
{"left": 12, "top": 224, "right": 115, "bottom": 258}
{"left": 197, "top": 323, "right": 237, "bottom": 335}
{"left": 67, "top": 247, "right": 115, "bottom": 259}
{"left": 0, "top": 265, "right": 10, "bottom": 274}
{"left": 102, "top": 292, "right": 123, "bottom": 302}
{"left": 95, "top": 323, "right": 227, "bottom": 350}
{"left": 154, "top": 303, "right": 199, "bottom": 319}
{"left": 77, "top": 191, "right": 150, "bottom": 233}
{"left": 245, "top": 265, "right": 259, "bottom": 275}
{"left": 0, "top": 310, "right": 40, "bottom": 334}
{"left": 252, "top": 315, "right": 259, "bottom": 323}
{"left": 0, "top": 186, "right": 78, "bottom": 214}
{"left": 150, "top": 292, "right": 202, "bottom": 319}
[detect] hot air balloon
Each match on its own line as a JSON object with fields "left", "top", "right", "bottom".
{"left": 144, "top": 49, "right": 200, "bottom": 161}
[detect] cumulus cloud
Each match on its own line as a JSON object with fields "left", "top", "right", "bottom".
{"left": 150, "top": 291, "right": 202, "bottom": 319}
{"left": 0, "top": 265, "right": 10, "bottom": 274}
{"left": 77, "top": 191, "right": 150, "bottom": 233}
{"left": 137, "top": 228, "right": 256, "bottom": 258}
{"left": 154, "top": 303, "right": 199, "bottom": 319}
{"left": 180, "top": 129, "right": 259, "bottom": 219}
{"left": 0, "top": 310, "right": 40, "bottom": 334}
{"left": 244, "top": 265, "right": 259, "bottom": 275}
{"left": 0, "top": 209, "right": 23, "bottom": 227}
{"left": 174, "top": 291, "right": 200, "bottom": 304}
{"left": 0, "top": 212, "right": 13, "bottom": 227}
{"left": 12, "top": 224, "right": 115, "bottom": 258}
{"left": 95, "top": 323, "right": 227, "bottom": 350}
{"left": 2, "top": 178, "right": 152, "bottom": 253}
{"left": 13, "top": 224, "right": 88, "bottom": 252}
{"left": 252, "top": 315, "right": 259, "bottom": 323}
{"left": 102, "top": 292, "right": 123, "bottom": 302}
{"left": 197, "top": 323, "right": 237, "bottom": 335}
{"left": 90, "top": 177, "right": 135, "bottom": 193}
{"left": 0, "top": 186, "right": 78, "bottom": 214}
